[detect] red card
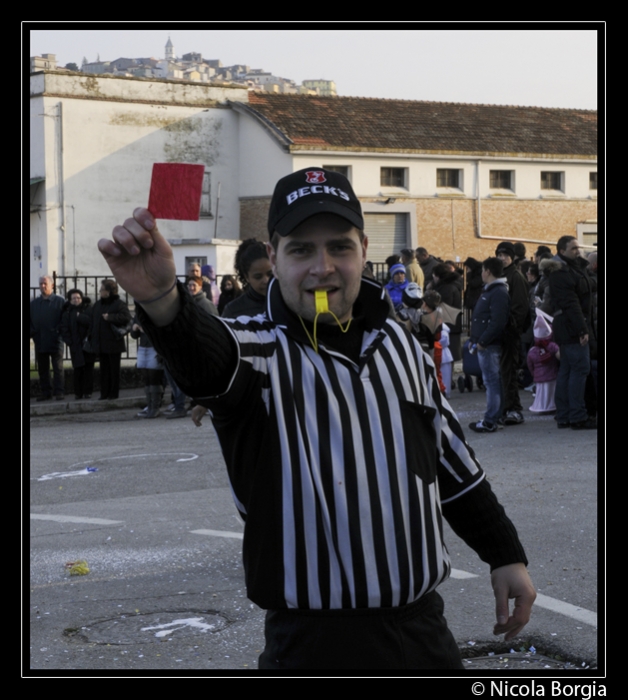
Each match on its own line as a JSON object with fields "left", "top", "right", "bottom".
{"left": 148, "top": 163, "right": 205, "bottom": 220}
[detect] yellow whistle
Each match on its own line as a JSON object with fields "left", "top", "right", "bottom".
{"left": 315, "top": 290, "right": 330, "bottom": 314}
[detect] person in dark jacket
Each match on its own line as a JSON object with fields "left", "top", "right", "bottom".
{"left": 548, "top": 236, "right": 596, "bottom": 430}
{"left": 217, "top": 274, "right": 243, "bottom": 315}
{"left": 431, "top": 263, "right": 463, "bottom": 362}
{"left": 60, "top": 289, "right": 95, "bottom": 399}
{"left": 90, "top": 278, "right": 131, "bottom": 400}
{"left": 416, "top": 247, "right": 441, "bottom": 287}
{"left": 495, "top": 242, "right": 529, "bottom": 425}
{"left": 222, "top": 239, "right": 273, "bottom": 319}
{"left": 431, "top": 264, "right": 462, "bottom": 309}
{"left": 30, "top": 276, "right": 65, "bottom": 400}
{"left": 462, "top": 258, "right": 484, "bottom": 312}
{"left": 187, "top": 276, "right": 219, "bottom": 317}
{"left": 468, "top": 258, "right": 510, "bottom": 433}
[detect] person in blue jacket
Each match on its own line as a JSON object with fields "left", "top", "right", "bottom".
{"left": 468, "top": 257, "right": 511, "bottom": 433}
{"left": 385, "top": 263, "right": 408, "bottom": 311}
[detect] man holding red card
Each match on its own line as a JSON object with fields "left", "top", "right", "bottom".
{"left": 99, "top": 168, "right": 535, "bottom": 670}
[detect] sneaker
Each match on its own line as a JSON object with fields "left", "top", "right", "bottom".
{"left": 165, "top": 408, "right": 188, "bottom": 419}
{"left": 570, "top": 418, "right": 597, "bottom": 430}
{"left": 137, "top": 406, "right": 148, "bottom": 417}
{"left": 469, "top": 420, "right": 497, "bottom": 433}
{"left": 503, "top": 410, "right": 524, "bottom": 425}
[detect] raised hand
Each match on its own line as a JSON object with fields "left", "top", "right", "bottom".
{"left": 98, "top": 208, "right": 179, "bottom": 325}
{"left": 98, "top": 208, "right": 177, "bottom": 303}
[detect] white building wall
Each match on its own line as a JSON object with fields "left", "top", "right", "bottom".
{"left": 290, "top": 153, "right": 595, "bottom": 200}
{"left": 30, "top": 73, "right": 249, "bottom": 287}
{"left": 237, "top": 114, "right": 292, "bottom": 196}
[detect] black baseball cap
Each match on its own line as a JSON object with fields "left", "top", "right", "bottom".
{"left": 268, "top": 167, "right": 364, "bottom": 237}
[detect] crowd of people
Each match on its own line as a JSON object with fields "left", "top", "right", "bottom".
{"left": 30, "top": 239, "right": 275, "bottom": 412}
{"left": 375, "top": 237, "right": 598, "bottom": 433}
{"left": 31, "top": 232, "right": 598, "bottom": 435}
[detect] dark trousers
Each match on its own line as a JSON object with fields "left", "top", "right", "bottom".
{"left": 36, "top": 350, "right": 64, "bottom": 397}
{"left": 258, "top": 591, "right": 464, "bottom": 671}
{"left": 500, "top": 336, "right": 523, "bottom": 413}
{"left": 99, "top": 353, "right": 121, "bottom": 399}
{"left": 73, "top": 356, "right": 95, "bottom": 397}
{"left": 555, "top": 342, "right": 590, "bottom": 424}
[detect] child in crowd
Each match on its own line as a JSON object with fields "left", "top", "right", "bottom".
{"left": 527, "top": 313, "right": 560, "bottom": 413}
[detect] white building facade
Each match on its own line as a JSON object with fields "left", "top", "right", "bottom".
{"left": 30, "top": 71, "right": 248, "bottom": 290}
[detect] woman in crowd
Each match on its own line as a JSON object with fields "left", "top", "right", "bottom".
{"left": 89, "top": 278, "right": 131, "bottom": 400}
{"left": 222, "top": 239, "right": 273, "bottom": 318}
{"left": 217, "top": 274, "right": 243, "bottom": 315}
{"left": 131, "top": 315, "right": 163, "bottom": 418}
{"left": 462, "top": 257, "right": 484, "bottom": 312}
{"left": 60, "top": 288, "right": 95, "bottom": 399}
{"left": 431, "top": 263, "right": 463, "bottom": 367}
{"left": 187, "top": 275, "right": 219, "bottom": 317}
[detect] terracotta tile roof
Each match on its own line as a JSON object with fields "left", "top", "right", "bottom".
{"left": 244, "top": 93, "right": 597, "bottom": 158}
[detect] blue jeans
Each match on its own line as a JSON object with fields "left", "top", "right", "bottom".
{"left": 477, "top": 344, "right": 503, "bottom": 425}
{"left": 555, "top": 342, "right": 590, "bottom": 424}
{"left": 164, "top": 367, "right": 186, "bottom": 411}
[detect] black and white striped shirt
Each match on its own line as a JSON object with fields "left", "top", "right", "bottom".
{"left": 142, "top": 279, "right": 514, "bottom": 611}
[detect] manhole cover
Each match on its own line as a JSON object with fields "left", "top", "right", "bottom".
{"left": 80, "top": 610, "right": 229, "bottom": 644}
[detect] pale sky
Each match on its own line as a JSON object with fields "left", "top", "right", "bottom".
{"left": 27, "top": 25, "right": 601, "bottom": 110}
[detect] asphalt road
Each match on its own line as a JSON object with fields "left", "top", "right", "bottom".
{"left": 28, "top": 385, "right": 600, "bottom": 675}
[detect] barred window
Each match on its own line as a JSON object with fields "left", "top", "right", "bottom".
{"left": 323, "top": 165, "right": 350, "bottom": 179}
{"left": 489, "top": 170, "right": 513, "bottom": 189}
{"left": 436, "top": 169, "right": 460, "bottom": 188}
{"left": 381, "top": 167, "right": 407, "bottom": 188}
{"left": 541, "top": 171, "right": 563, "bottom": 191}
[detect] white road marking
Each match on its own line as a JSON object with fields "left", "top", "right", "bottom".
{"left": 450, "top": 568, "right": 479, "bottom": 579}
{"left": 37, "top": 468, "right": 97, "bottom": 481}
{"left": 141, "top": 617, "right": 218, "bottom": 637}
{"left": 30, "top": 514, "right": 123, "bottom": 525}
{"left": 190, "top": 528, "right": 244, "bottom": 540}
{"left": 448, "top": 568, "right": 596, "bottom": 626}
{"left": 534, "top": 592, "right": 597, "bottom": 626}
{"left": 35, "top": 453, "right": 200, "bottom": 481}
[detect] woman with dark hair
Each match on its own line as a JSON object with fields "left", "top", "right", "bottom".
{"left": 217, "top": 274, "right": 243, "bottom": 315}
{"left": 431, "top": 263, "right": 463, "bottom": 364}
{"left": 89, "top": 278, "right": 131, "bottom": 400}
{"left": 222, "top": 239, "right": 273, "bottom": 319}
{"left": 462, "top": 257, "right": 484, "bottom": 312}
{"left": 431, "top": 263, "right": 462, "bottom": 309}
{"left": 60, "top": 288, "right": 95, "bottom": 399}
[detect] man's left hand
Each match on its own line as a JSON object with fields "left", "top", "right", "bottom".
{"left": 491, "top": 563, "right": 536, "bottom": 641}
